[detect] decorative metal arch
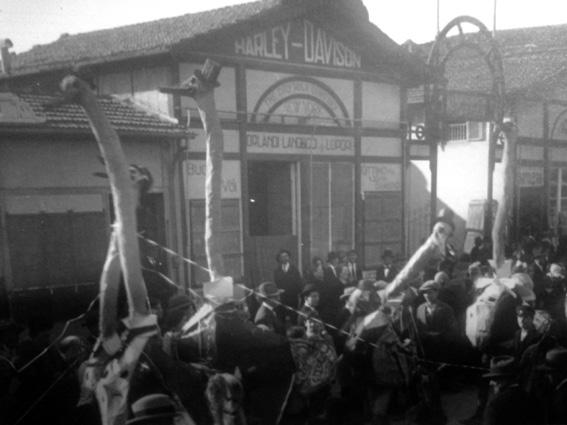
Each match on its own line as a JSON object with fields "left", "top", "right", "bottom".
{"left": 425, "top": 16, "right": 505, "bottom": 229}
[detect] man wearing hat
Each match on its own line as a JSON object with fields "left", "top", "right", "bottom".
{"left": 254, "top": 281, "right": 286, "bottom": 336}
{"left": 482, "top": 356, "right": 538, "bottom": 425}
{"left": 539, "top": 347, "right": 567, "bottom": 423}
{"left": 416, "top": 280, "right": 457, "bottom": 361}
{"left": 375, "top": 249, "right": 398, "bottom": 283}
{"left": 127, "top": 393, "right": 193, "bottom": 425}
{"left": 507, "top": 305, "right": 540, "bottom": 361}
{"left": 536, "top": 264, "right": 567, "bottom": 325}
{"left": 273, "top": 249, "right": 304, "bottom": 313}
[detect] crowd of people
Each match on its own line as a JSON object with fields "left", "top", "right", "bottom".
{"left": 3, "top": 234, "right": 567, "bottom": 425}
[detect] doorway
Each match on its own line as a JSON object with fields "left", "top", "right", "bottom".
{"left": 247, "top": 161, "right": 300, "bottom": 283}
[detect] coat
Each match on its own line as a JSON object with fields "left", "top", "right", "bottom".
{"left": 254, "top": 303, "right": 286, "bottom": 336}
{"left": 375, "top": 264, "right": 398, "bottom": 283}
{"left": 416, "top": 300, "right": 457, "bottom": 361}
{"left": 274, "top": 264, "right": 303, "bottom": 310}
{"left": 345, "top": 262, "right": 363, "bottom": 286}
{"left": 483, "top": 384, "right": 539, "bottom": 425}
{"left": 416, "top": 300, "right": 456, "bottom": 337}
{"left": 319, "top": 266, "right": 344, "bottom": 326}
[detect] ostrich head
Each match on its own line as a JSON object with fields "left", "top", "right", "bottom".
{"left": 159, "top": 59, "right": 221, "bottom": 101}
{"left": 59, "top": 66, "right": 97, "bottom": 103}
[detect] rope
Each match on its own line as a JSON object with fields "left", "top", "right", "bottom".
{"left": 16, "top": 295, "right": 99, "bottom": 374}
{"left": 12, "top": 357, "right": 81, "bottom": 425}
{"left": 138, "top": 235, "right": 492, "bottom": 373}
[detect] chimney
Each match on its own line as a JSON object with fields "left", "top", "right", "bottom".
{"left": 0, "top": 39, "right": 14, "bottom": 75}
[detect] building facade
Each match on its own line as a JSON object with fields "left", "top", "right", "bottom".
{"left": 407, "top": 23, "right": 567, "bottom": 254}
{"left": 1, "top": 0, "right": 425, "bottom": 296}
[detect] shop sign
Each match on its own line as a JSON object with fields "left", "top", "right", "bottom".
{"left": 234, "top": 19, "right": 361, "bottom": 69}
{"left": 518, "top": 166, "right": 544, "bottom": 187}
{"left": 186, "top": 160, "right": 241, "bottom": 199}
{"left": 246, "top": 132, "right": 354, "bottom": 156}
{"left": 361, "top": 163, "right": 401, "bottom": 192}
{"left": 252, "top": 78, "right": 348, "bottom": 123}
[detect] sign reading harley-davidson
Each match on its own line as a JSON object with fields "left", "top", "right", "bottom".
{"left": 233, "top": 19, "right": 361, "bottom": 69}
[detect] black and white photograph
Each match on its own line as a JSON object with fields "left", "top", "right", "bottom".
{"left": 1, "top": 0, "right": 567, "bottom": 424}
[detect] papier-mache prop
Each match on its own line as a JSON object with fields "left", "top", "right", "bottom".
{"left": 56, "top": 74, "right": 192, "bottom": 425}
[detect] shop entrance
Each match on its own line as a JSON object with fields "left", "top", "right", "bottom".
{"left": 247, "top": 161, "right": 300, "bottom": 283}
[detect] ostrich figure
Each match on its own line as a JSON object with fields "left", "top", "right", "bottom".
{"left": 491, "top": 120, "right": 517, "bottom": 270}
{"left": 58, "top": 74, "right": 157, "bottom": 425}
{"left": 161, "top": 59, "right": 225, "bottom": 281}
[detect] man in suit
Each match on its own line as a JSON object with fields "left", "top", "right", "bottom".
{"left": 416, "top": 280, "right": 457, "bottom": 362}
{"left": 254, "top": 281, "right": 286, "bottom": 336}
{"left": 273, "top": 249, "right": 303, "bottom": 311}
{"left": 320, "top": 251, "right": 343, "bottom": 327}
{"left": 375, "top": 249, "right": 397, "bottom": 283}
{"left": 482, "top": 356, "right": 539, "bottom": 425}
{"left": 345, "top": 249, "right": 363, "bottom": 287}
{"left": 539, "top": 347, "right": 567, "bottom": 424}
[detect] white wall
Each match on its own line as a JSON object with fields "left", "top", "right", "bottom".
{"left": 0, "top": 138, "right": 168, "bottom": 191}
{"left": 408, "top": 141, "right": 504, "bottom": 252}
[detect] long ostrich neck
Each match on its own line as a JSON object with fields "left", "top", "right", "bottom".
{"left": 492, "top": 125, "right": 517, "bottom": 270}
{"left": 79, "top": 90, "right": 149, "bottom": 318}
{"left": 195, "top": 91, "right": 225, "bottom": 280}
{"left": 384, "top": 222, "right": 450, "bottom": 298}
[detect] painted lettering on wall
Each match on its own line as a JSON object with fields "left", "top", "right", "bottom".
{"left": 361, "top": 163, "right": 401, "bottom": 192}
{"left": 234, "top": 20, "right": 361, "bottom": 69}
{"left": 234, "top": 23, "right": 291, "bottom": 60}
{"left": 254, "top": 79, "right": 347, "bottom": 124}
{"left": 186, "top": 160, "right": 241, "bottom": 199}
{"left": 246, "top": 132, "right": 354, "bottom": 156}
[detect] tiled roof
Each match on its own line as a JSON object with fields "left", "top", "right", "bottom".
{"left": 411, "top": 24, "right": 567, "bottom": 99}
{"left": 0, "top": 93, "right": 185, "bottom": 137}
{"left": 11, "top": 0, "right": 280, "bottom": 74}
{"left": 9, "top": 0, "right": 297, "bottom": 75}
{"left": 6, "top": 0, "right": 425, "bottom": 83}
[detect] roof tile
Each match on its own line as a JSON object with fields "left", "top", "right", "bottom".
{"left": 1, "top": 93, "right": 184, "bottom": 137}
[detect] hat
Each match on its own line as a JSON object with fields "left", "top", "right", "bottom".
{"left": 549, "top": 263, "right": 565, "bottom": 279}
{"left": 433, "top": 208, "right": 455, "bottom": 231}
{"left": 419, "top": 280, "right": 440, "bottom": 293}
{"left": 538, "top": 348, "right": 567, "bottom": 372}
{"left": 127, "top": 393, "right": 177, "bottom": 424}
{"left": 302, "top": 283, "right": 319, "bottom": 297}
{"left": 516, "top": 304, "right": 535, "bottom": 317}
{"left": 258, "top": 281, "right": 284, "bottom": 298}
{"left": 483, "top": 355, "right": 517, "bottom": 379}
{"left": 357, "top": 279, "right": 376, "bottom": 292}
{"left": 167, "top": 294, "right": 192, "bottom": 312}
{"left": 194, "top": 58, "right": 221, "bottom": 88}
{"left": 382, "top": 249, "right": 394, "bottom": 259}
{"left": 434, "top": 271, "right": 449, "bottom": 284}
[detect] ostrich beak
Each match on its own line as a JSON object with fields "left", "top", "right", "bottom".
{"left": 159, "top": 85, "right": 197, "bottom": 97}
